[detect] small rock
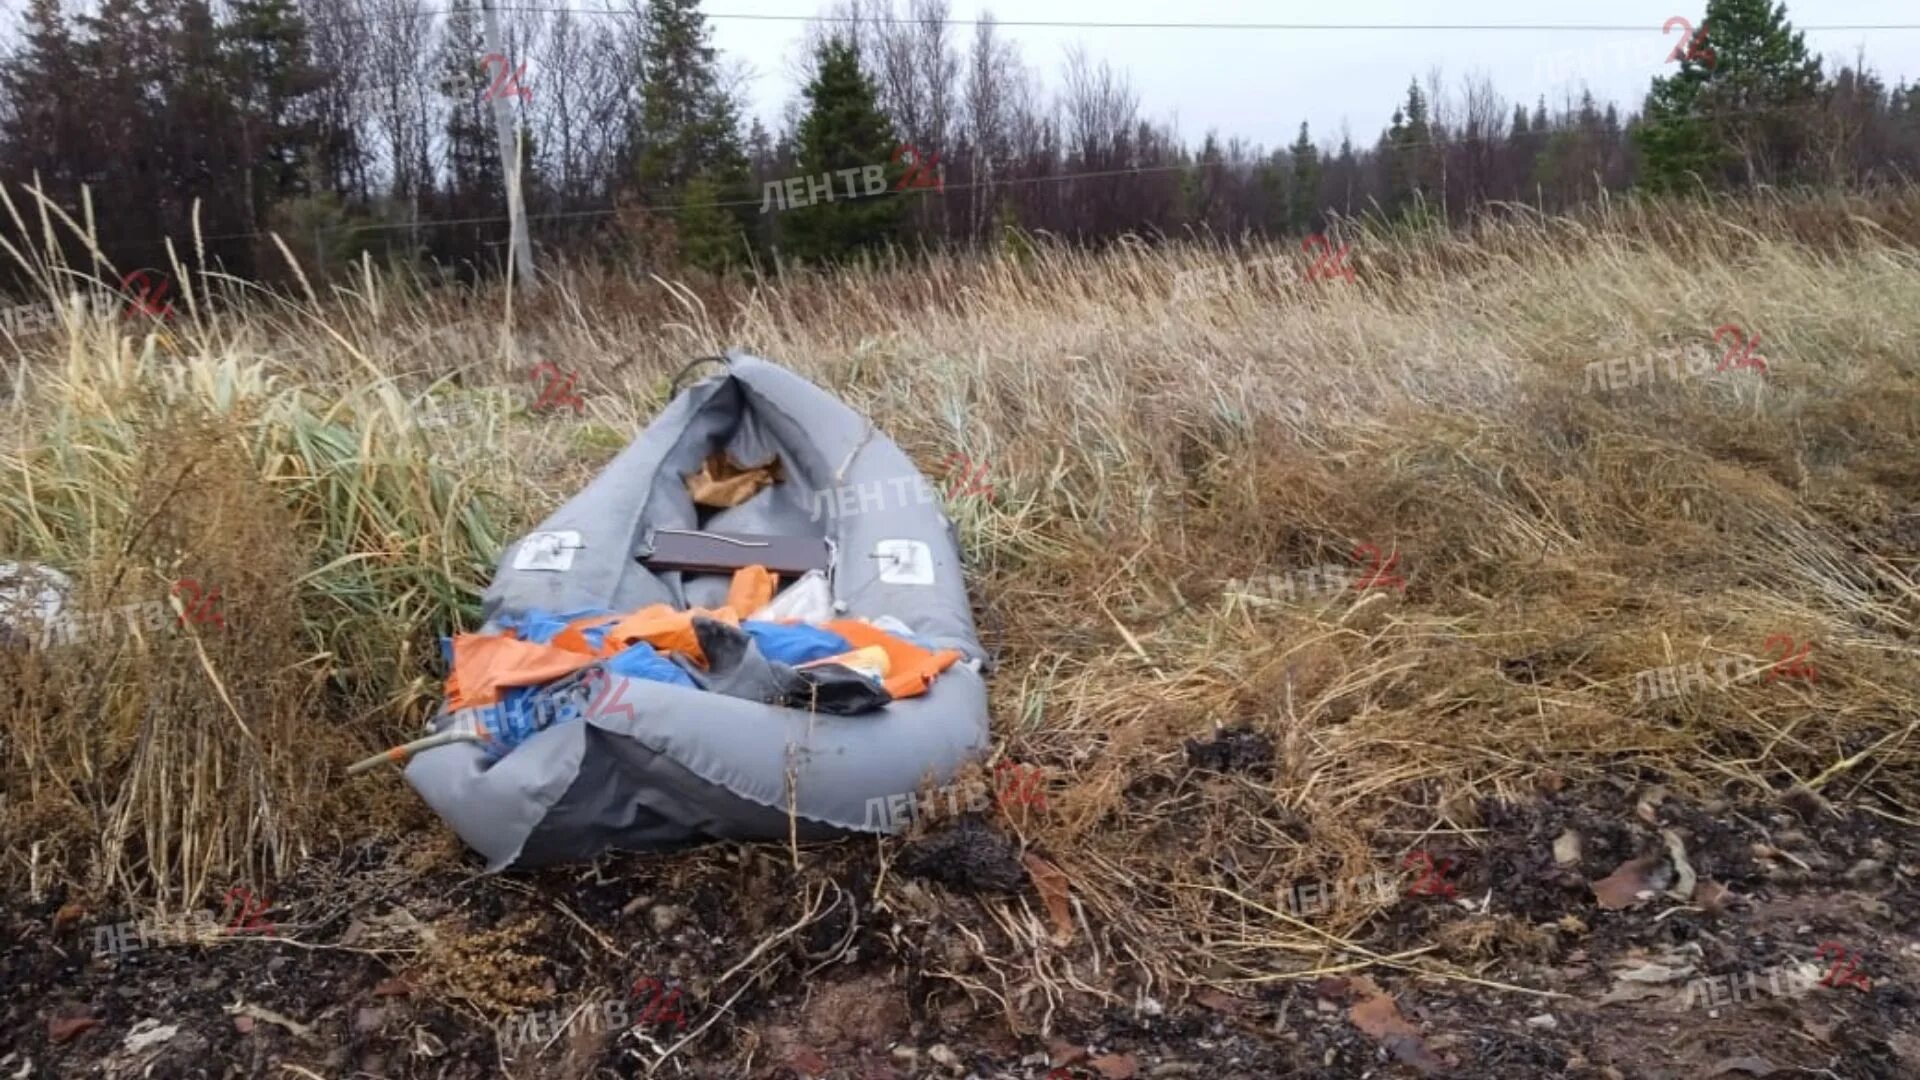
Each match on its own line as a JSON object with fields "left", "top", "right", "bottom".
{"left": 1765, "top": 861, "right": 1810, "bottom": 884}
{"left": 1591, "top": 853, "right": 1671, "bottom": 909}
{"left": 649, "top": 904, "right": 683, "bottom": 935}
{"left": 1553, "top": 831, "right": 1583, "bottom": 867}
{"left": 1844, "top": 859, "right": 1884, "bottom": 885}
{"left": 1779, "top": 787, "right": 1830, "bottom": 822}
{"left": 940, "top": 935, "right": 973, "bottom": 973}
{"left": 927, "top": 1043, "right": 960, "bottom": 1068}
{"left": 1616, "top": 962, "right": 1691, "bottom": 984}
{"left": 1635, "top": 785, "right": 1668, "bottom": 824}
{"left": 889, "top": 1045, "right": 921, "bottom": 1066}
{"left": 352, "top": 1007, "right": 385, "bottom": 1035}
{"left": 785, "top": 1046, "right": 830, "bottom": 1077}
{"left": 1047, "top": 1037, "right": 1089, "bottom": 1066}
{"left": 1526, "top": 1013, "right": 1558, "bottom": 1030}
{"left": 1708, "top": 1054, "right": 1779, "bottom": 1076}
{"left": 122, "top": 1020, "right": 178, "bottom": 1053}
{"left": 233, "top": 1016, "right": 256, "bottom": 1035}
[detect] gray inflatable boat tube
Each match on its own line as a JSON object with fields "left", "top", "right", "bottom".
{"left": 405, "top": 351, "right": 991, "bottom": 868}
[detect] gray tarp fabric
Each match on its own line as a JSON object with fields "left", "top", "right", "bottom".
{"left": 406, "top": 351, "right": 991, "bottom": 869}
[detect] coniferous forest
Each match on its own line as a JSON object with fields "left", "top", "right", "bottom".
{"left": 0, "top": 0, "right": 1913, "bottom": 286}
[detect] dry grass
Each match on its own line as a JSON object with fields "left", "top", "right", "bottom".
{"left": 3, "top": 184, "right": 1918, "bottom": 1002}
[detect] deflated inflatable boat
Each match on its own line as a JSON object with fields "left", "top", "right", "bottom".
{"left": 404, "top": 351, "right": 991, "bottom": 868}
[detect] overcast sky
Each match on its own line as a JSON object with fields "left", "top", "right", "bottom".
{"left": 703, "top": 0, "right": 1920, "bottom": 152}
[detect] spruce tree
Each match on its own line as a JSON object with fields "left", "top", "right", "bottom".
{"left": 1383, "top": 80, "right": 1432, "bottom": 213}
{"left": 0, "top": 0, "right": 87, "bottom": 190}
{"left": 631, "top": 0, "right": 750, "bottom": 270}
{"left": 222, "top": 0, "right": 326, "bottom": 227}
{"left": 1636, "top": 0, "right": 1825, "bottom": 189}
{"left": 170, "top": 0, "right": 253, "bottom": 256}
{"left": 1288, "top": 121, "right": 1320, "bottom": 233}
{"left": 784, "top": 36, "right": 902, "bottom": 264}
{"left": 674, "top": 175, "right": 737, "bottom": 269}
{"left": 1255, "top": 150, "right": 1288, "bottom": 233}
{"left": 73, "top": 0, "right": 174, "bottom": 268}
{"left": 1185, "top": 133, "right": 1226, "bottom": 227}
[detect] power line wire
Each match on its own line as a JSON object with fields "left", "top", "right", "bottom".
{"left": 456, "top": 8, "right": 1920, "bottom": 33}
{"left": 192, "top": 96, "right": 1855, "bottom": 243}
{"left": 7, "top": 4, "right": 1862, "bottom": 243}
{"left": 182, "top": 4, "right": 1920, "bottom": 34}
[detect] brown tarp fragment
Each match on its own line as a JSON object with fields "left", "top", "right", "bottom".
{"left": 687, "top": 451, "right": 783, "bottom": 508}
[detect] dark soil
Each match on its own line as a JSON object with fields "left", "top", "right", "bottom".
{"left": 1182, "top": 726, "right": 1275, "bottom": 777}
{"left": 3, "top": 783, "right": 1917, "bottom": 1079}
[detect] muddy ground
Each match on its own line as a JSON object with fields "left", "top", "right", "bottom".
{"left": 4, "top": 769, "right": 1917, "bottom": 1079}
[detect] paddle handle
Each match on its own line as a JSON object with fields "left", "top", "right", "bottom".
{"left": 346, "top": 727, "right": 485, "bottom": 776}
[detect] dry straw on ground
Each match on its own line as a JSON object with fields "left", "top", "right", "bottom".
{"left": 2, "top": 184, "right": 1917, "bottom": 1004}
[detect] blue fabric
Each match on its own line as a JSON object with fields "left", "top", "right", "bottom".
{"left": 488, "top": 611, "right": 851, "bottom": 664}
{"left": 465, "top": 640, "right": 696, "bottom": 761}
{"left": 466, "top": 691, "right": 542, "bottom": 758}
{"left": 604, "top": 640, "right": 698, "bottom": 687}
{"left": 441, "top": 610, "right": 617, "bottom": 678}
{"left": 496, "top": 608, "right": 618, "bottom": 647}
{"left": 571, "top": 618, "right": 622, "bottom": 653}
{"left": 743, "top": 621, "right": 850, "bottom": 665}
{"left": 456, "top": 611, "right": 846, "bottom": 761}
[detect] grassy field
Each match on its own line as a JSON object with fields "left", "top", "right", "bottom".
{"left": 3, "top": 187, "right": 1918, "bottom": 1077}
